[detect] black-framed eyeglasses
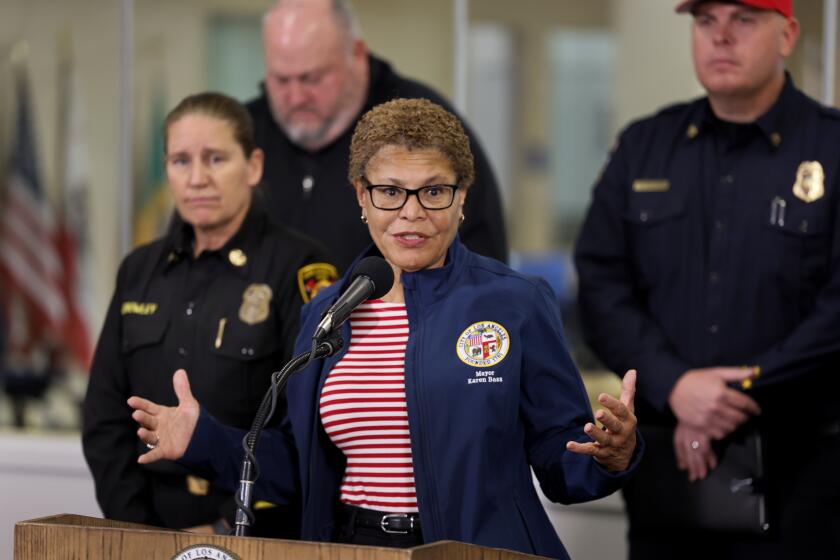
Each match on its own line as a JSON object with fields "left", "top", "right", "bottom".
{"left": 363, "top": 177, "right": 460, "bottom": 211}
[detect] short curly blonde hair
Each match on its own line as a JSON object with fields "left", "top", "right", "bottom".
{"left": 348, "top": 98, "right": 475, "bottom": 189}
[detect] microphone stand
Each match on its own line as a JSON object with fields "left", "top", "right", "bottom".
{"left": 233, "top": 331, "right": 344, "bottom": 537}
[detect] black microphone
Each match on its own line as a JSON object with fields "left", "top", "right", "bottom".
{"left": 313, "top": 256, "right": 393, "bottom": 341}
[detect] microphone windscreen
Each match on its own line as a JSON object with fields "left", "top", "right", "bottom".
{"left": 350, "top": 256, "right": 394, "bottom": 300}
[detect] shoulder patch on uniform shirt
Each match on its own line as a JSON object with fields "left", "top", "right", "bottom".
{"left": 792, "top": 161, "right": 824, "bottom": 203}
{"left": 121, "top": 301, "right": 157, "bottom": 315}
{"left": 297, "top": 262, "right": 338, "bottom": 303}
{"left": 456, "top": 321, "right": 510, "bottom": 368}
{"left": 239, "top": 283, "right": 273, "bottom": 325}
{"left": 632, "top": 179, "right": 670, "bottom": 192}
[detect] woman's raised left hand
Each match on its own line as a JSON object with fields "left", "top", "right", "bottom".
{"left": 566, "top": 369, "right": 638, "bottom": 472}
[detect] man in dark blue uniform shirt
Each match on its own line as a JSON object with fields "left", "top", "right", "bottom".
{"left": 575, "top": 0, "right": 840, "bottom": 557}
{"left": 247, "top": 0, "right": 508, "bottom": 272}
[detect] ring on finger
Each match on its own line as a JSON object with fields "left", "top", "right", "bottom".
{"left": 145, "top": 432, "right": 160, "bottom": 450}
{"left": 690, "top": 440, "right": 700, "bottom": 450}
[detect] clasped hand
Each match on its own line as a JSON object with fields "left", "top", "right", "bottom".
{"left": 668, "top": 367, "right": 761, "bottom": 481}
{"left": 567, "top": 370, "right": 638, "bottom": 472}
{"left": 668, "top": 366, "right": 760, "bottom": 439}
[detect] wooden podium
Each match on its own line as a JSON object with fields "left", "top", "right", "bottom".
{"left": 14, "top": 514, "right": 548, "bottom": 559}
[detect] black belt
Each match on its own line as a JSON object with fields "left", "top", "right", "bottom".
{"left": 345, "top": 506, "right": 422, "bottom": 535}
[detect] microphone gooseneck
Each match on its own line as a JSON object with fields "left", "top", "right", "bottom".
{"left": 234, "top": 332, "right": 344, "bottom": 537}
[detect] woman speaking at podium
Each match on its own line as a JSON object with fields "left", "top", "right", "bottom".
{"left": 128, "top": 98, "right": 642, "bottom": 559}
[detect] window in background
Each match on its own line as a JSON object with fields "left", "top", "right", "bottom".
{"left": 466, "top": 23, "right": 515, "bottom": 205}
{"left": 547, "top": 29, "right": 615, "bottom": 244}
{"left": 207, "top": 14, "right": 265, "bottom": 103}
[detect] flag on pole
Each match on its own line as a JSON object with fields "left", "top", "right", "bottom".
{"left": 0, "top": 63, "right": 67, "bottom": 355}
{"left": 54, "top": 36, "right": 94, "bottom": 369}
{"left": 132, "top": 81, "right": 171, "bottom": 247}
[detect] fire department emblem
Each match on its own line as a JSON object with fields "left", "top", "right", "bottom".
{"left": 456, "top": 321, "right": 510, "bottom": 367}
{"left": 297, "top": 262, "right": 338, "bottom": 303}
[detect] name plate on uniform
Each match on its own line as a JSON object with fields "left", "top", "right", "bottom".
{"left": 632, "top": 179, "right": 670, "bottom": 192}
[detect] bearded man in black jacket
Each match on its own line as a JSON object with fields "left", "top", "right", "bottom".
{"left": 248, "top": 0, "right": 508, "bottom": 272}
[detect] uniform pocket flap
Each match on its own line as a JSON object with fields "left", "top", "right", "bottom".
{"left": 122, "top": 315, "right": 169, "bottom": 353}
{"left": 624, "top": 191, "right": 687, "bottom": 225}
{"left": 764, "top": 202, "right": 829, "bottom": 237}
{"left": 210, "top": 317, "right": 283, "bottom": 362}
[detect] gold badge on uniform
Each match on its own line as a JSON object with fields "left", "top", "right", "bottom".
{"left": 792, "top": 161, "right": 825, "bottom": 203}
{"left": 228, "top": 248, "right": 247, "bottom": 267}
{"left": 239, "top": 283, "right": 272, "bottom": 325}
{"left": 297, "top": 262, "right": 338, "bottom": 303}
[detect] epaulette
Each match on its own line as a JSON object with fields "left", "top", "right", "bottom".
{"left": 817, "top": 103, "right": 840, "bottom": 121}
{"left": 654, "top": 99, "right": 696, "bottom": 117}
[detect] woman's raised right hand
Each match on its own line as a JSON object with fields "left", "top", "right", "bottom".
{"left": 127, "top": 369, "right": 200, "bottom": 464}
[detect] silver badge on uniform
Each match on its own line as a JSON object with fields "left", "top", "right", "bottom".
{"left": 239, "top": 283, "right": 273, "bottom": 325}
{"left": 792, "top": 161, "right": 825, "bottom": 203}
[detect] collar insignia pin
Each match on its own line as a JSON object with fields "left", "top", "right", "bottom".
{"left": 229, "top": 249, "right": 247, "bottom": 267}
{"left": 686, "top": 124, "right": 699, "bottom": 139}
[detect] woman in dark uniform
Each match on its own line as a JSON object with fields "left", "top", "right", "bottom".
{"left": 82, "top": 92, "right": 336, "bottom": 535}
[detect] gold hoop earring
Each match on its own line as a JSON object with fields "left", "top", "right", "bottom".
{"left": 361, "top": 214, "right": 368, "bottom": 224}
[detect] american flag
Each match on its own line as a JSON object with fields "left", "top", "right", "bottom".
{"left": 0, "top": 68, "right": 67, "bottom": 354}
{"left": 55, "top": 44, "right": 93, "bottom": 368}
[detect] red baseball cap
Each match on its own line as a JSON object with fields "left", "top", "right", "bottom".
{"left": 675, "top": 0, "right": 793, "bottom": 18}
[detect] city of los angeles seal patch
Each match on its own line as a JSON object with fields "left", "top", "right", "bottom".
{"left": 456, "top": 321, "right": 510, "bottom": 367}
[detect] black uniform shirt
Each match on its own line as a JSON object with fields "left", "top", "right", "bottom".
{"left": 575, "top": 76, "right": 840, "bottom": 423}
{"left": 82, "top": 205, "right": 335, "bottom": 526}
{"left": 247, "top": 53, "right": 509, "bottom": 272}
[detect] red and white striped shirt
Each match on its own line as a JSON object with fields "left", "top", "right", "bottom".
{"left": 319, "top": 300, "right": 418, "bottom": 513}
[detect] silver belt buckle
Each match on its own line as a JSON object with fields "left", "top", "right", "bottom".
{"left": 380, "top": 513, "right": 411, "bottom": 534}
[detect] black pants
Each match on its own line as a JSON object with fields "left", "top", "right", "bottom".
{"left": 150, "top": 474, "right": 230, "bottom": 529}
{"left": 625, "top": 428, "right": 840, "bottom": 559}
{"left": 336, "top": 505, "right": 424, "bottom": 548}
{"left": 149, "top": 474, "right": 300, "bottom": 538}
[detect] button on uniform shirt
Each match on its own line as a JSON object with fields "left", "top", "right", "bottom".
{"left": 575, "top": 76, "right": 840, "bottom": 426}
{"left": 82, "top": 206, "right": 335, "bottom": 529}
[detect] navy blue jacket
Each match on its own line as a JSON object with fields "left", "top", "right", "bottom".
{"left": 184, "top": 240, "right": 641, "bottom": 558}
{"left": 575, "top": 77, "right": 840, "bottom": 425}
